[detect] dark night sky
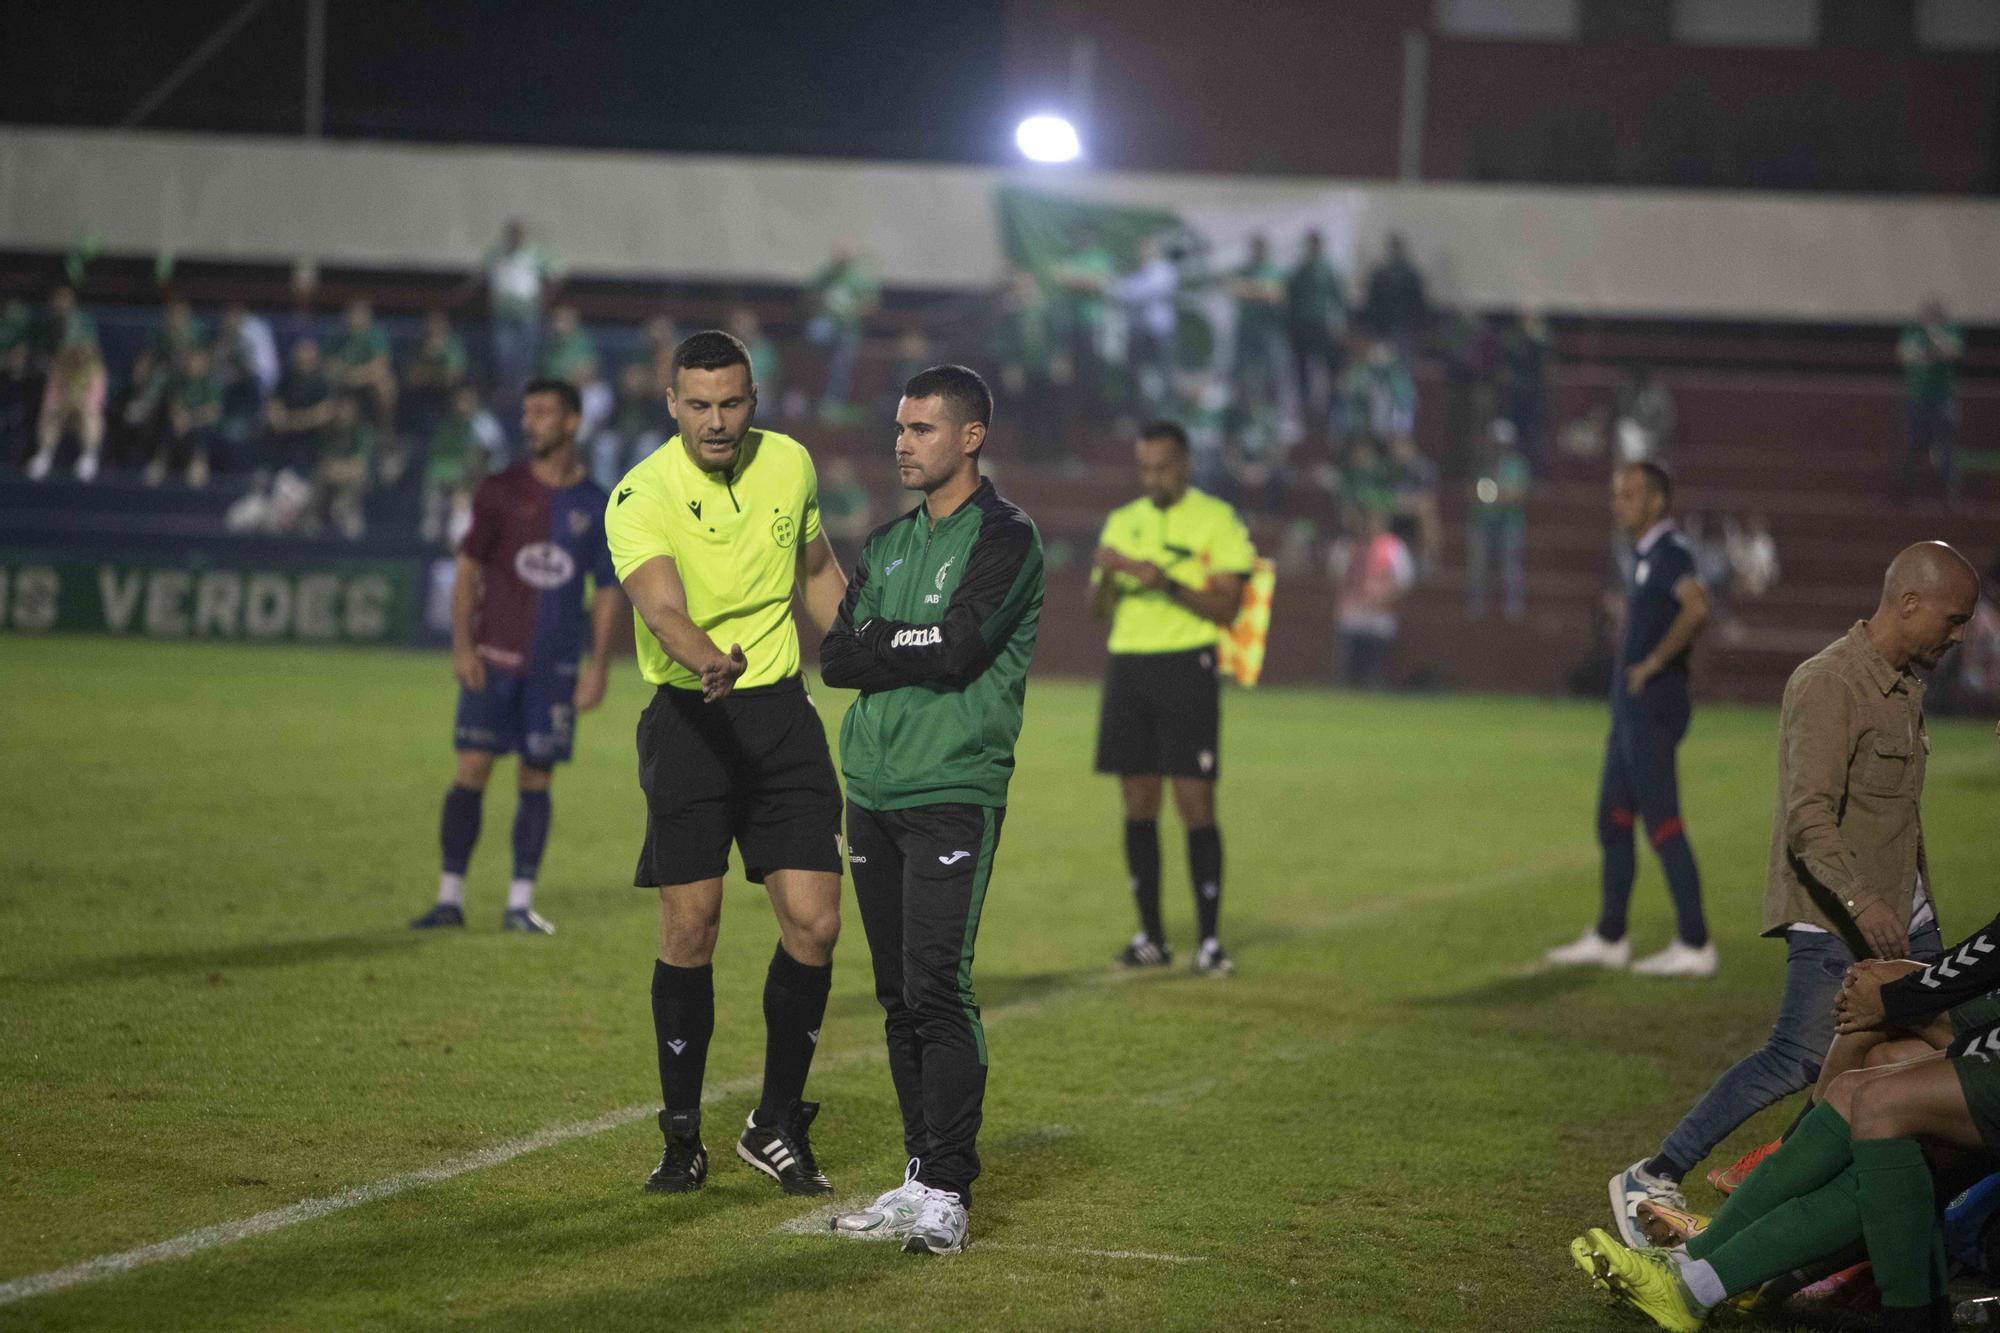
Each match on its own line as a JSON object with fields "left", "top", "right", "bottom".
{"left": 1, "top": 1, "right": 1011, "bottom": 163}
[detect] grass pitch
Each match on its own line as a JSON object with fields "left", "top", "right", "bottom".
{"left": 3, "top": 636, "right": 1998, "bottom": 1330}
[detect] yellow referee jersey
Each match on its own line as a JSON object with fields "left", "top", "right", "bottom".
{"left": 1096, "top": 487, "right": 1255, "bottom": 655}
{"left": 604, "top": 429, "right": 821, "bottom": 689}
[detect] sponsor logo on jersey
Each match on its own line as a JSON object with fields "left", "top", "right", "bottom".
{"left": 514, "top": 541, "right": 577, "bottom": 590}
{"left": 772, "top": 514, "right": 796, "bottom": 548}
{"left": 890, "top": 626, "right": 942, "bottom": 649}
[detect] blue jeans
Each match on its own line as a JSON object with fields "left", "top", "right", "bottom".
{"left": 1658, "top": 922, "right": 1944, "bottom": 1173}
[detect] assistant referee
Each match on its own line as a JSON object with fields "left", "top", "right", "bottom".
{"left": 1091, "top": 420, "right": 1255, "bottom": 976}
{"left": 604, "top": 330, "right": 850, "bottom": 1199}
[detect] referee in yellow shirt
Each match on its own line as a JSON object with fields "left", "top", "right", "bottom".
{"left": 604, "top": 330, "right": 850, "bottom": 1199}
{"left": 1091, "top": 420, "right": 1255, "bottom": 976}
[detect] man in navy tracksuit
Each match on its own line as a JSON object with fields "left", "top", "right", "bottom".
{"left": 1547, "top": 461, "right": 1713, "bottom": 979}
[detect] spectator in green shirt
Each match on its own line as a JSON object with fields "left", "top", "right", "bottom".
{"left": 1228, "top": 234, "right": 1287, "bottom": 449}
{"left": 402, "top": 309, "right": 468, "bottom": 441}
{"left": 33, "top": 285, "right": 99, "bottom": 363}
{"left": 989, "top": 267, "right": 1069, "bottom": 463}
{"left": 1896, "top": 300, "right": 1966, "bottom": 504}
{"left": 333, "top": 299, "right": 397, "bottom": 438}
{"left": 124, "top": 298, "right": 204, "bottom": 432}
{"left": 422, "top": 383, "right": 499, "bottom": 545}
{"left": 538, "top": 304, "right": 597, "bottom": 386}
{"left": 25, "top": 339, "right": 107, "bottom": 482}
{"left": 153, "top": 345, "right": 224, "bottom": 487}
{"left": 314, "top": 392, "right": 377, "bottom": 539}
{"left": 817, "top": 454, "right": 876, "bottom": 570}
{"left": 1333, "top": 339, "right": 1417, "bottom": 450}
{"left": 265, "top": 338, "right": 337, "bottom": 479}
{"left": 726, "top": 306, "right": 782, "bottom": 410}
{"left": 1048, "top": 224, "right": 1118, "bottom": 413}
{"left": 1466, "top": 420, "right": 1531, "bottom": 621}
{"left": 0, "top": 299, "right": 31, "bottom": 463}
{"left": 482, "top": 217, "right": 555, "bottom": 396}
{"left": 803, "top": 240, "right": 880, "bottom": 421}
{"left": 1285, "top": 228, "right": 1348, "bottom": 437}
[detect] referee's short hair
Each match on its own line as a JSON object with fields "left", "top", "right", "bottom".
{"left": 1138, "top": 419, "right": 1190, "bottom": 453}
{"left": 671, "top": 329, "right": 752, "bottom": 380}
{"left": 1622, "top": 460, "right": 1673, "bottom": 505}
{"left": 523, "top": 376, "right": 582, "bottom": 416}
{"left": 903, "top": 364, "right": 992, "bottom": 428}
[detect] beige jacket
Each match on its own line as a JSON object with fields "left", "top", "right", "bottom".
{"left": 1763, "top": 622, "right": 1930, "bottom": 950}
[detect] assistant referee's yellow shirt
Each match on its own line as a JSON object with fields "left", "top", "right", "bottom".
{"left": 1096, "top": 487, "right": 1255, "bottom": 654}
{"left": 604, "top": 430, "right": 821, "bottom": 689}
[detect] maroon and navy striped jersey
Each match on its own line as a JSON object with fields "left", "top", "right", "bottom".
{"left": 462, "top": 463, "right": 616, "bottom": 675}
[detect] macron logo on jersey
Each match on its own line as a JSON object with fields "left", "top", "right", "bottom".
{"left": 616, "top": 488, "right": 634, "bottom": 505}
{"left": 889, "top": 626, "right": 942, "bottom": 649}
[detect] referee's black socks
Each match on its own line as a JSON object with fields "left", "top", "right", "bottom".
{"left": 1124, "top": 820, "right": 1164, "bottom": 944}
{"left": 757, "top": 941, "right": 832, "bottom": 1126}
{"left": 652, "top": 960, "right": 714, "bottom": 1121}
{"left": 1189, "top": 826, "right": 1223, "bottom": 942}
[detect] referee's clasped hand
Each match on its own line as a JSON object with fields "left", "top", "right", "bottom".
{"left": 701, "top": 644, "right": 747, "bottom": 703}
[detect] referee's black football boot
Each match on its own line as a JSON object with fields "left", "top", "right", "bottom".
{"left": 409, "top": 903, "right": 466, "bottom": 929}
{"left": 643, "top": 1110, "right": 708, "bottom": 1193}
{"left": 736, "top": 1101, "right": 833, "bottom": 1196}
{"left": 1116, "top": 932, "right": 1173, "bottom": 968}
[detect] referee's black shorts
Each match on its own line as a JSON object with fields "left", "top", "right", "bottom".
{"left": 633, "top": 675, "right": 844, "bottom": 887}
{"left": 1093, "top": 647, "right": 1221, "bottom": 780}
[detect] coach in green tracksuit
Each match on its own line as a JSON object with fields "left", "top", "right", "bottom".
{"left": 820, "top": 364, "right": 1043, "bottom": 1257}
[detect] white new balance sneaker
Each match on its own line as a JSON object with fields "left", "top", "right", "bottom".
{"left": 832, "top": 1158, "right": 926, "bottom": 1240}
{"left": 1631, "top": 940, "right": 1717, "bottom": 979}
{"left": 902, "top": 1184, "right": 968, "bottom": 1255}
{"left": 1544, "top": 929, "right": 1630, "bottom": 968}
{"left": 1608, "top": 1159, "right": 1687, "bottom": 1250}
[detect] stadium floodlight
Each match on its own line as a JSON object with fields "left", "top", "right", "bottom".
{"left": 1015, "top": 114, "right": 1082, "bottom": 164}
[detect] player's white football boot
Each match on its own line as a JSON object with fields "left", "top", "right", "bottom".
{"left": 1544, "top": 929, "right": 1630, "bottom": 968}
{"left": 832, "top": 1158, "right": 927, "bottom": 1240}
{"left": 1609, "top": 1159, "right": 1687, "bottom": 1249}
{"left": 902, "top": 1184, "right": 968, "bottom": 1255}
{"left": 1631, "top": 940, "right": 1717, "bottom": 979}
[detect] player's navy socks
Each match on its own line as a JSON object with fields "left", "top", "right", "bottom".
{"left": 652, "top": 960, "right": 714, "bottom": 1115}
{"left": 440, "top": 785, "right": 483, "bottom": 876}
{"left": 1124, "top": 819, "right": 1163, "bottom": 943}
{"left": 511, "top": 789, "right": 552, "bottom": 881}
{"left": 757, "top": 941, "right": 832, "bottom": 1124}
{"left": 1595, "top": 821, "right": 1636, "bottom": 942}
{"left": 1653, "top": 827, "right": 1708, "bottom": 948}
{"left": 1189, "top": 826, "right": 1222, "bottom": 940}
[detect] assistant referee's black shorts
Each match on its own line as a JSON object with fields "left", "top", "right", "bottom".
{"left": 633, "top": 675, "right": 844, "bottom": 887}
{"left": 1094, "top": 647, "right": 1221, "bottom": 779}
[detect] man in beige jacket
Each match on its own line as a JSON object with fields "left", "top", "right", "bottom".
{"left": 1605, "top": 541, "right": 1979, "bottom": 1248}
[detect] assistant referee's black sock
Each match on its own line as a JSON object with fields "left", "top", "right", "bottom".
{"left": 757, "top": 941, "right": 832, "bottom": 1126}
{"left": 1189, "top": 826, "right": 1222, "bottom": 941}
{"left": 1124, "top": 819, "right": 1163, "bottom": 944}
{"left": 652, "top": 960, "right": 714, "bottom": 1117}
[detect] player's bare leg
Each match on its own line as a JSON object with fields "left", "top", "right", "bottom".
{"left": 646, "top": 878, "right": 725, "bottom": 1193}
{"left": 737, "top": 868, "right": 840, "bottom": 1195}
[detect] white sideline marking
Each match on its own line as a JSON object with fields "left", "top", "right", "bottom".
{"left": 3, "top": 858, "right": 1538, "bottom": 1308}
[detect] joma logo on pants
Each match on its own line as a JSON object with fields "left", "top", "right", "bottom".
{"left": 890, "top": 626, "right": 942, "bottom": 649}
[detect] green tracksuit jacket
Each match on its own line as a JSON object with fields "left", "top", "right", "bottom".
{"left": 820, "top": 477, "right": 1043, "bottom": 811}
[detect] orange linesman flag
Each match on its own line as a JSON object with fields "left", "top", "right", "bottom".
{"left": 1216, "top": 557, "right": 1275, "bottom": 687}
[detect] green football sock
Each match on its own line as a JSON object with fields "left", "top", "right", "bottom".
{"left": 1705, "top": 1167, "right": 1863, "bottom": 1296}
{"left": 1686, "top": 1101, "right": 1852, "bottom": 1260}
{"left": 1853, "top": 1137, "right": 1937, "bottom": 1311}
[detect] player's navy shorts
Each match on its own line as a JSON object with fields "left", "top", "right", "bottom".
{"left": 1094, "top": 647, "right": 1222, "bottom": 779}
{"left": 633, "top": 675, "right": 844, "bottom": 887}
{"left": 454, "top": 666, "right": 577, "bottom": 768}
